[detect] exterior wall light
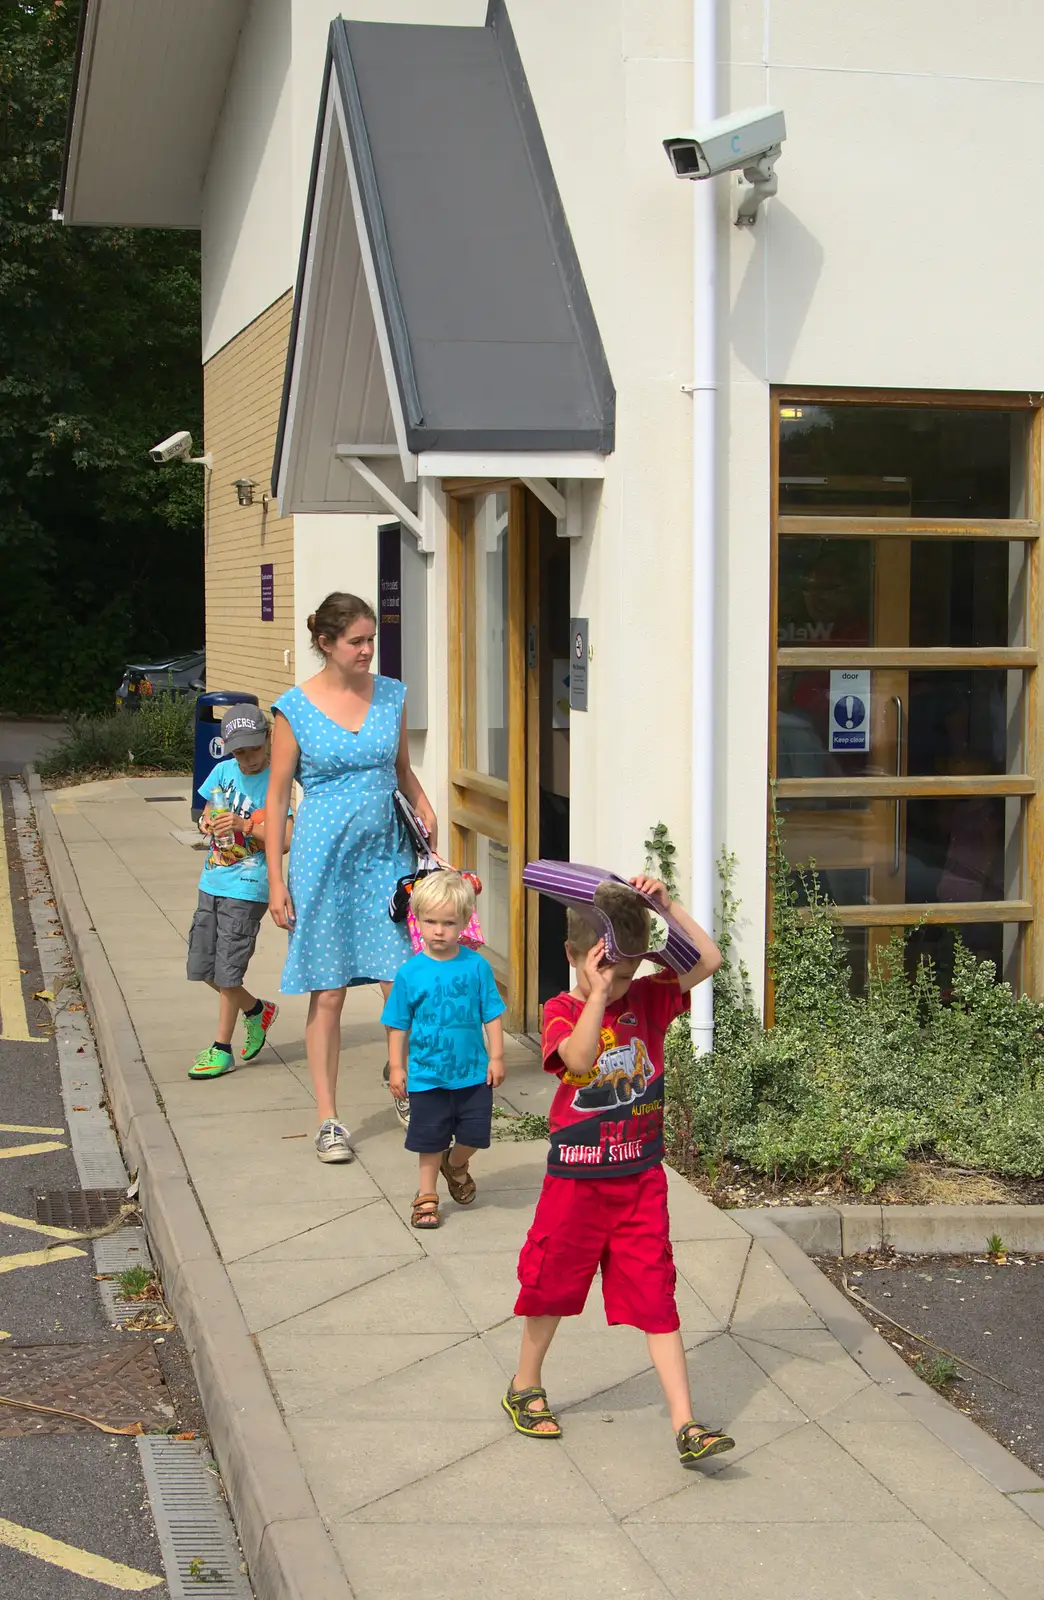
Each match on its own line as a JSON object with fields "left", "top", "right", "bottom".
{"left": 234, "top": 478, "right": 259, "bottom": 507}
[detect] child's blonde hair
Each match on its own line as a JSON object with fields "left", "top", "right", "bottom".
{"left": 410, "top": 869, "right": 475, "bottom": 925}
{"left": 566, "top": 882, "right": 651, "bottom": 958}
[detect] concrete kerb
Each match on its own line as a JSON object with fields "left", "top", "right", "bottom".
{"left": 27, "top": 771, "right": 355, "bottom": 1600}
{"left": 740, "top": 1201, "right": 1044, "bottom": 1255}
{"left": 728, "top": 1206, "right": 1044, "bottom": 1505}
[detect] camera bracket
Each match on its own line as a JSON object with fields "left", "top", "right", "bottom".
{"left": 734, "top": 147, "right": 781, "bottom": 227}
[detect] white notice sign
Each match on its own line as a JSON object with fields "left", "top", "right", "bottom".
{"left": 828, "top": 669, "right": 871, "bottom": 754}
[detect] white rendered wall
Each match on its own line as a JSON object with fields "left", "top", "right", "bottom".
{"left": 292, "top": 510, "right": 437, "bottom": 799}
{"left": 292, "top": 512, "right": 379, "bottom": 683}
{"left": 201, "top": 0, "right": 294, "bottom": 362}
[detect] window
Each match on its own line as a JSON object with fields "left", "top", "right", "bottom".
{"left": 770, "top": 392, "right": 1041, "bottom": 996}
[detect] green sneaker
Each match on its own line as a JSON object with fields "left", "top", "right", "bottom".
{"left": 241, "top": 999, "right": 279, "bottom": 1062}
{"left": 189, "top": 1045, "right": 235, "bottom": 1080}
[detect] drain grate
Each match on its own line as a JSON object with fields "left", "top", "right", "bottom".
{"left": 143, "top": 796, "right": 187, "bottom": 804}
{"left": 0, "top": 1338, "right": 174, "bottom": 1436}
{"left": 34, "top": 1188, "right": 126, "bottom": 1229}
{"left": 138, "top": 1437, "right": 252, "bottom": 1598}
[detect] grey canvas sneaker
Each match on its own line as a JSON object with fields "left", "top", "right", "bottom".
{"left": 315, "top": 1119, "right": 354, "bottom": 1163}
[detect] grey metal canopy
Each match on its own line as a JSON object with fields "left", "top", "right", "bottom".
{"left": 273, "top": 1, "right": 614, "bottom": 515}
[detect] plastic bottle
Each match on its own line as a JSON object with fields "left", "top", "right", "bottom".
{"left": 209, "top": 786, "right": 229, "bottom": 843}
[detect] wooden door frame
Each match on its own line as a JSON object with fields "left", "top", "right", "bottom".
{"left": 768, "top": 387, "right": 1043, "bottom": 1007}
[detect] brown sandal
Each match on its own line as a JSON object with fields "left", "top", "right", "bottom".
{"left": 411, "top": 1192, "right": 441, "bottom": 1229}
{"left": 440, "top": 1150, "right": 477, "bottom": 1205}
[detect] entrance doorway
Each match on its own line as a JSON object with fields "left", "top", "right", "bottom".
{"left": 446, "top": 483, "right": 570, "bottom": 1031}
{"left": 771, "top": 394, "right": 1040, "bottom": 997}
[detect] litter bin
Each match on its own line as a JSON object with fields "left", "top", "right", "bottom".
{"left": 192, "top": 691, "right": 260, "bottom": 821}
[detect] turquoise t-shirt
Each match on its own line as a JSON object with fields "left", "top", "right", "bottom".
{"left": 197, "top": 759, "right": 272, "bottom": 904}
{"left": 380, "top": 945, "right": 505, "bottom": 1092}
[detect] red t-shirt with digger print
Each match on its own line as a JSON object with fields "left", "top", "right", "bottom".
{"left": 541, "top": 972, "right": 689, "bottom": 1180}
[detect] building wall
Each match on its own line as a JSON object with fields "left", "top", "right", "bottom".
{"left": 201, "top": 0, "right": 294, "bottom": 363}
{"left": 196, "top": 0, "right": 1044, "bottom": 995}
{"left": 202, "top": 293, "right": 296, "bottom": 709}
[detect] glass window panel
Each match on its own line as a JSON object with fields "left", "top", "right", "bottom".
{"left": 777, "top": 796, "right": 1017, "bottom": 905}
{"left": 474, "top": 834, "right": 510, "bottom": 965}
{"left": 778, "top": 538, "right": 872, "bottom": 649}
{"left": 778, "top": 406, "right": 1030, "bottom": 517}
{"left": 909, "top": 540, "right": 1024, "bottom": 648}
{"left": 778, "top": 537, "right": 1026, "bottom": 653}
{"left": 777, "top": 669, "right": 1025, "bottom": 780}
{"left": 841, "top": 924, "right": 1017, "bottom": 998}
{"left": 464, "top": 491, "right": 509, "bottom": 779}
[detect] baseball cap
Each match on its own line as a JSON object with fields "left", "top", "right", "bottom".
{"left": 220, "top": 704, "right": 268, "bottom": 751}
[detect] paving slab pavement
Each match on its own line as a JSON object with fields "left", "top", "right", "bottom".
{"left": 34, "top": 772, "right": 1044, "bottom": 1600}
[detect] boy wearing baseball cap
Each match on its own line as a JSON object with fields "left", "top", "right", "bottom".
{"left": 186, "top": 705, "right": 291, "bottom": 1079}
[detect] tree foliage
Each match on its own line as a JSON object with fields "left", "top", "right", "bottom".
{"left": 0, "top": 0, "right": 204, "bottom": 712}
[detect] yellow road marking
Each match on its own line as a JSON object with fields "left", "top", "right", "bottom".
{"left": 0, "top": 1209, "right": 83, "bottom": 1241}
{"left": 0, "top": 814, "right": 47, "bottom": 1046}
{"left": 0, "top": 1123, "right": 64, "bottom": 1135}
{"left": 0, "top": 812, "right": 35, "bottom": 1042}
{"left": 0, "top": 1140, "right": 67, "bottom": 1160}
{"left": 0, "top": 1245, "right": 85, "bottom": 1274}
{"left": 0, "top": 1517, "right": 163, "bottom": 1591}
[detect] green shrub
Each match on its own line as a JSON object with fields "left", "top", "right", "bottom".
{"left": 37, "top": 692, "right": 194, "bottom": 782}
{"left": 665, "top": 823, "right": 1044, "bottom": 1188}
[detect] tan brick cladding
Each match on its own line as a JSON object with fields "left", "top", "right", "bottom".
{"left": 202, "top": 291, "right": 294, "bottom": 710}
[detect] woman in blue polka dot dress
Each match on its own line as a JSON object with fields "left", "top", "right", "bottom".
{"left": 264, "top": 593, "right": 436, "bottom": 1164}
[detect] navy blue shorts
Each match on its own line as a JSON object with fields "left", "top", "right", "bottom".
{"left": 404, "top": 1082, "right": 494, "bottom": 1153}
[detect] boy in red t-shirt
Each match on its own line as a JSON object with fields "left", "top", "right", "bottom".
{"left": 503, "top": 876, "right": 735, "bottom": 1468}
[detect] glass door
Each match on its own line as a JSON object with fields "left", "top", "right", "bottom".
{"left": 448, "top": 485, "right": 527, "bottom": 1026}
{"left": 771, "top": 397, "right": 1039, "bottom": 996}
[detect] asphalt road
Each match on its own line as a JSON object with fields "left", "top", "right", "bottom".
{"left": 827, "top": 1252, "right": 1044, "bottom": 1477}
{"left": 0, "top": 781, "right": 173, "bottom": 1597}
{"left": 0, "top": 719, "right": 63, "bottom": 777}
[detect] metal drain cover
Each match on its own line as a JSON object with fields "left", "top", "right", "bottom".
{"left": 143, "top": 796, "right": 187, "bottom": 804}
{"left": 0, "top": 1338, "right": 174, "bottom": 1436}
{"left": 34, "top": 1188, "right": 126, "bottom": 1229}
{"left": 138, "top": 1437, "right": 252, "bottom": 1597}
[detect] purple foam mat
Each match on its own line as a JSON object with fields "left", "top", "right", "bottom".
{"left": 522, "top": 860, "right": 700, "bottom": 974}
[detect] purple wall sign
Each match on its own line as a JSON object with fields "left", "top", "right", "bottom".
{"left": 378, "top": 524, "right": 402, "bottom": 679}
{"left": 260, "top": 563, "right": 274, "bottom": 622}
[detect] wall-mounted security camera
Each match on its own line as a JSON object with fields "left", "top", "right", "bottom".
{"left": 663, "top": 106, "right": 786, "bottom": 226}
{"left": 148, "top": 431, "right": 212, "bottom": 469}
{"left": 149, "top": 431, "right": 193, "bottom": 464}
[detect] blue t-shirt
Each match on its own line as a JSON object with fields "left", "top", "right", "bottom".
{"left": 380, "top": 945, "right": 506, "bottom": 1092}
{"left": 197, "top": 759, "right": 272, "bottom": 904}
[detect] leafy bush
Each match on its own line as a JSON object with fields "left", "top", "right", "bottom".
{"left": 37, "top": 693, "right": 194, "bottom": 782}
{"left": 665, "top": 827, "right": 1044, "bottom": 1189}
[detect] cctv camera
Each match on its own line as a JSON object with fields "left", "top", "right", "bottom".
{"left": 149, "top": 431, "right": 193, "bottom": 465}
{"left": 664, "top": 106, "right": 786, "bottom": 180}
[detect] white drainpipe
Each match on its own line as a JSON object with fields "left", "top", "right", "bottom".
{"left": 688, "top": 0, "right": 718, "bottom": 1055}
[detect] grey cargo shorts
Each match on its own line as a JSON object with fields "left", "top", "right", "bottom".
{"left": 186, "top": 890, "right": 267, "bottom": 988}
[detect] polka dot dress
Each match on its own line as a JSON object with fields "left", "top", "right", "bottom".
{"left": 272, "top": 677, "right": 413, "bottom": 994}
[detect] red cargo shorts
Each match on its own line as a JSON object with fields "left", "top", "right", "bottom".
{"left": 514, "top": 1164, "right": 679, "bottom": 1334}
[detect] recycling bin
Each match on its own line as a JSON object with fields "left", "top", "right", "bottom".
{"left": 191, "top": 691, "right": 259, "bottom": 821}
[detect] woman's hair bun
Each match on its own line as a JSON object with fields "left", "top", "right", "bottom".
{"left": 307, "top": 593, "right": 377, "bottom": 657}
{"left": 306, "top": 613, "right": 316, "bottom": 631}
